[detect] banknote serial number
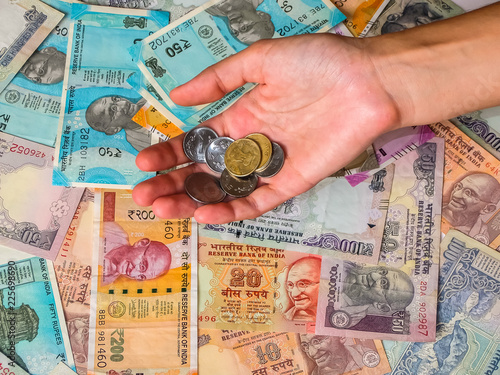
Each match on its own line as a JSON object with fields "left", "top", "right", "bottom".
{"left": 277, "top": 5, "right": 326, "bottom": 37}
{"left": 147, "top": 18, "right": 198, "bottom": 51}
{"left": 9, "top": 143, "right": 47, "bottom": 159}
{"left": 417, "top": 302, "right": 429, "bottom": 336}
{"left": 96, "top": 317, "right": 125, "bottom": 368}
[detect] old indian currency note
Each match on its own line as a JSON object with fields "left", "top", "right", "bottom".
{"left": 199, "top": 236, "right": 321, "bottom": 333}
{"left": 0, "top": 0, "right": 71, "bottom": 147}
{"left": 53, "top": 4, "right": 169, "bottom": 188}
{"left": 0, "top": 0, "right": 64, "bottom": 93}
{"left": 315, "top": 138, "right": 444, "bottom": 342}
{"left": 385, "top": 230, "right": 500, "bottom": 374}
{"left": 201, "top": 166, "right": 394, "bottom": 265}
{"left": 429, "top": 121, "right": 500, "bottom": 248}
{"left": 364, "top": 0, "right": 463, "bottom": 36}
{"left": 0, "top": 134, "right": 83, "bottom": 260}
{"left": 89, "top": 190, "right": 197, "bottom": 375}
{"left": 198, "top": 328, "right": 391, "bottom": 375}
{"left": 136, "top": 0, "right": 346, "bottom": 129}
{"left": 54, "top": 188, "right": 95, "bottom": 375}
{"left": 0, "top": 249, "right": 75, "bottom": 375}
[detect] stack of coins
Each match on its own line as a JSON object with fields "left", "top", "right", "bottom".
{"left": 182, "top": 127, "right": 285, "bottom": 204}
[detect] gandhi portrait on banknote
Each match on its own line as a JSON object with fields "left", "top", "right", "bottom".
{"left": 19, "top": 46, "right": 66, "bottom": 85}
{"left": 207, "top": 0, "right": 275, "bottom": 45}
{"left": 85, "top": 95, "right": 151, "bottom": 152}
{"left": 283, "top": 256, "right": 321, "bottom": 321}
{"left": 298, "top": 334, "right": 378, "bottom": 375}
{"left": 381, "top": 1, "right": 443, "bottom": 34}
{"left": 102, "top": 237, "right": 172, "bottom": 285}
{"left": 442, "top": 172, "right": 500, "bottom": 244}
{"left": 340, "top": 262, "right": 414, "bottom": 328}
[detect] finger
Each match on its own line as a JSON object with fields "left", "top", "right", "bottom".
{"left": 170, "top": 40, "right": 272, "bottom": 106}
{"left": 135, "top": 133, "right": 189, "bottom": 172}
{"left": 194, "top": 183, "right": 289, "bottom": 224}
{"left": 152, "top": 193, "right": 200, "bottom": 219}
{"left": 132, "top": 164, "right": 198, "bottom": 206}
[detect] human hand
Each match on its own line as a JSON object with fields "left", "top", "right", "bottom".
{"left": 132, "top": 33, "right": 401, "bottom": 224}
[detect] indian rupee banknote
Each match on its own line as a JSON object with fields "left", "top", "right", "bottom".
{"left": 0, "top": 0, "right": 71, "bottom": 147}
{"left": 132, "top": 102, "right": 184, "bottom": 141}
{"left": 331, "top": 0, "right": 392, "bottom": 37}
{"left": 52, "top": 4, "right": 169, "bottom": 188}
{"left": 0, "top": 134, "right": 83, "bottom": 260}
{"left": 198, "top": 328, "right": 391, "bottom": 375}
{"left": 450, "top": 105, "right": 500, "bottom": 160}
{"left": 200, "top": 165, "right": 394, "bottom": 265}
{"left": 0, "top": 0, "right": 64, "bottom": 93}
{"left": 88, "top": 189, "right": 197, "bottom": 375}
{"left": 135, "top": 0, "right": 346, "bottom": 129}
{"left": 429, "top": 121, "right": 500, "bottom": 249}
{"left": 0, "top": 249, "right": 75, "bottom": 375}
{"left": 315, "top": 138, "right": 444, "bottom": 342}
{"left": 54, "top": 188, "right": 94, "bottom": 375}
{"left": 198, "top": 235, "right": 321, "bottom": 333}
{"left": 364, "top": 0, "right": 463, "bottom": 36}
{"left": 384, "top": 230, "right": 500, "bottom": 374}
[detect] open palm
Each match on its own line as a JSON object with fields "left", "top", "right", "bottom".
{"left": 132, "top": 33, "right": 400, "bottom": 223}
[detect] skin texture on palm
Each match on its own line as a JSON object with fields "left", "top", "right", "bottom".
{"left": 133, "top": 4, "right": 500, "bottom": 224}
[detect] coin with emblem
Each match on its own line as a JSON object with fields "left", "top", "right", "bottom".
{"left": 224, "top": 138, "right": 261, "bottom": 177}
{"left": 183, "top": 127, "right": 218, "bottom": 163}
{"left": 255, "top": 142, "right": 285, "bottom": 178}
{"left": 184, "top": 172, "right": 226, "bottom": 204}
{"left": 220, "top": 169, "right": 258, "bottom": 197}
{"left": 246, "top": 133, "right": 273, "bottom": 172}
{"left": 205, "top": 136, "right": 234, "bottom": 173}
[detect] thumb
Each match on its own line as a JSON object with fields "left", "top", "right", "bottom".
{"left": 169, "top": 40, "right": 271, "bottom": 106}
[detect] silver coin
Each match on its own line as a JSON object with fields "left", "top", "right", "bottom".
{"left": 255, "top": 142, "right": 284, "bottom": 178}
{"left": 205, "top": 137, "right": 234, "bottom": 173}
{"left": 183, "top": 127, "right": 218, "bottom": 163}
{"left": 220, "top": 169, "right": 258, "bottom": 197}
{"left": 185, "top": 172, "right": 226, "bottom": 204}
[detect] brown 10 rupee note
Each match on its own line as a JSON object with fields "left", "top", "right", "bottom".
{"left": 198, "top": 328, "right": 391, "bottom": 375}
{"left": 429, "top": 121, "right": 500, "bottom": 249}
{"left": 89, "top": 190, "right": 197, "bottom": 375}
{"left": 54, "top": 188, "right": 95, "bottom": 375}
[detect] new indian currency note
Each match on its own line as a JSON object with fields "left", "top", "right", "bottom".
{"left": 429, "top": 121, "right": 500, "bottom": 249}
{"left": 54, "top": 188, "right": 95, "bottom": 375}
{"left": 52, "top": 4, "right": 169, "bottom": 188}
{"left": 364, "top": 0, "right": 463, "bottom": 36}
{"left": 198, "top": 328, "right": 391, "bottom": 375}
{"left": 132, "top": 102, "right": 184, "bottom": 141}
{"left": 342, "top": 125, "right": 436, "bottom": 187}
{"left": 0, "top": 0, "right": 64, "bottom": 93}
{"left": 200, "top": 165, "right": 394, "bottom": 265}
{"left": 89, "top": 190, "right": 197, "bottom": 375}
{"left": 0, "top": 0, "right": 71, "bottom": 147}
{"left": 384, "top": 230, "right": 500, "bottom": 375}
{"left": 0, "top": 248, "right": 76, "bottom": 375}
{"left": 136, "top": 0, "right": 346, "bottom": 129}
{"left": 0, "top": 134, "right": 83, "bottom": 260}
{"left": 315, "top": 138, "right": 445, "bottom": 342}
{"left": 450, "top": 105, "right": 500, "bottom": 160}
{"left": 198, "top": 236, "right": 322, "bottom": 333}
{"left": 331, "top": 0, "right": 392, "bottom": 37}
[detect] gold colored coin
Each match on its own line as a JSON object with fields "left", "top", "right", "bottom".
{"left": 246, "top": 133, "right": 273, "bottom": 172}
{"left": 224, "top": 138, "right": 261, "bottom": 177}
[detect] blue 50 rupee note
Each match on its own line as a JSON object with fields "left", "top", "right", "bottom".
{"left": 0, "top": 248, "right": 75, "bottom": 375}
{"left": 384, "top": 229, "right": 500, "bottom": 374}
{"left": 0, "top": 0, "right": 72, "bottom": 147}
{"left": 136, "top": 0, "right": 346, "bottom": 129}
{"left": 53, "top": 4, "right": 169, "bottom": 188}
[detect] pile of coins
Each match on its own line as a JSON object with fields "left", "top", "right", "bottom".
{"left": 182, "top": 127, "right": 284, "bottom": 204}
